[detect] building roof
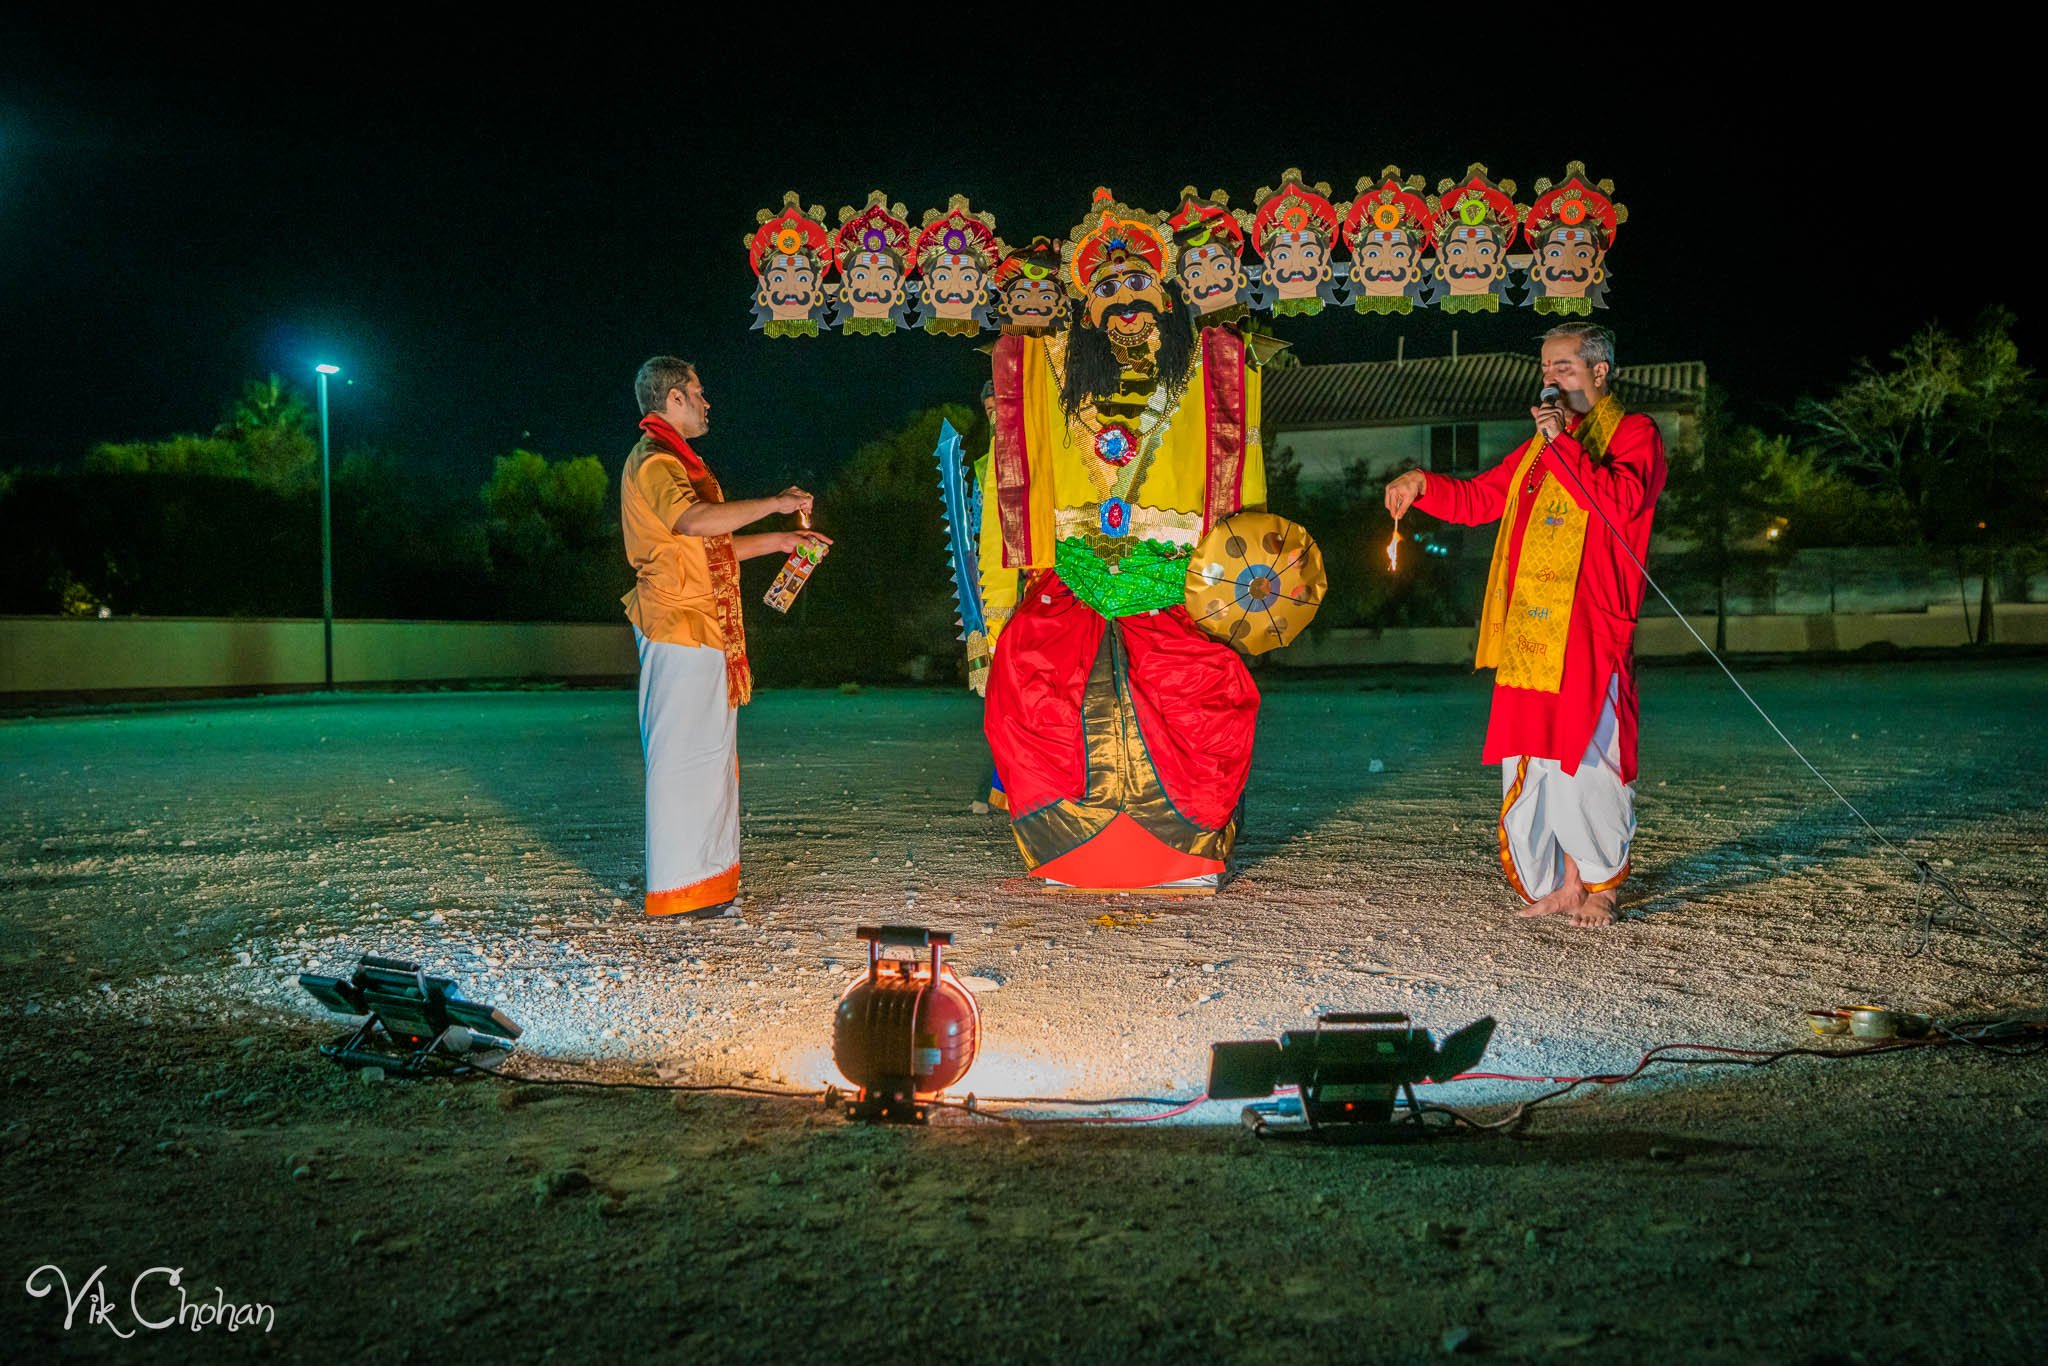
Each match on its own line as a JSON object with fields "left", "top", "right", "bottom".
{"left": 1264, "top": 352, "right": 1707, "bottom": 430}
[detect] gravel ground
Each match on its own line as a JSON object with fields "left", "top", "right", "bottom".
{"left": 4, "top": 660, "right": 2042, "bottom": 1098}
{"left": 3, "top": 658, "right": 2045, "bottom": 1361}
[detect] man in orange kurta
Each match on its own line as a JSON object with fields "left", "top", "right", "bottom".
{"left": 1385, "top": 323, "right": 1666, "bottom": 927}
{"left": 621, "top": 356, "right": 827, "bottom": 916}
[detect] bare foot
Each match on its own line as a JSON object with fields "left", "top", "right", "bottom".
{"left": 1517, "top": 855, "right": 1589, "bottom": 919}
{"left": 1517, "top": 882, "right": 1590, "bottom": 919}
{"left": 1569, "top": 890, "right": 1619, "bottom": 927}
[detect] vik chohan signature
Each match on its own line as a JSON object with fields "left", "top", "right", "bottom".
{"left": 24, "top": 1263, "right": 275, "bottom": 1337}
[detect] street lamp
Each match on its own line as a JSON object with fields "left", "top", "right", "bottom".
{"left": 315, "top": 363, "right": 341, "bottom": 689}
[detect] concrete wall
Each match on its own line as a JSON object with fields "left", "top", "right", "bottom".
{"left": 0, "top": 617, "right": 635, "bottom": 694}
{"left": 1271, "top": 603, "right": 2048, "bottom": 669}
{"left": 5, "top": 606, "right": 2042, "bottom": 697}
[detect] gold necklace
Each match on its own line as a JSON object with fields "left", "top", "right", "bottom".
{"left": 1046, "top": 339, "right": 1178, "bottom": 500}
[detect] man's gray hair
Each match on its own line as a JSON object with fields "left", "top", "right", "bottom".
{"left": 1541, "top": 322, "right": 1616, "bottom": 373}
{"left": 634, "top": 356, "right": 696, "bottom": 415}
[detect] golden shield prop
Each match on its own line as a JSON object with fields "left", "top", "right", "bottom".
{"left": 1185, "top": 512, "right": 1325, "bottom": 654}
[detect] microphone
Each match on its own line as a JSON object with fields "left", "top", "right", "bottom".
{"left": 1538, "top": 384, "right": 1561, "bottom": 405}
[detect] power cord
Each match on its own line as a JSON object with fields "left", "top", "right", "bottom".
{"left": 1531, "top": 430, "right": 2047, "bottom": 974}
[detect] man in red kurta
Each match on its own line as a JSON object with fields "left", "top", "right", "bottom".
{"left": 1385, "top": 323, "right": 1666, "bottom": 926}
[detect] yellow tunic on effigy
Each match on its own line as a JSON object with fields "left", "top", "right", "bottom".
{"left": 976, "top": 329, "right": 1266, "bottom": 644}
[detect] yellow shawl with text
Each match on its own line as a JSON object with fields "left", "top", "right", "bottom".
{"left": 1474, "top": 395, "right": 1623, "bottom": 693}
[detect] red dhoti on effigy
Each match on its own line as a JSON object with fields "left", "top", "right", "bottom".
{"left": 984, "top": 573, "right": 1258, "bottom": 889}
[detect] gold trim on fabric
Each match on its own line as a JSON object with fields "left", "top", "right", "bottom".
{"left": 1584, "top": 861, "right": 1631, "bottom": 893}
{"left": 1010, "top": 623, "right": 1238, "bottom": 869}
{"left": 1498, "top": 756, "right": 1535, "bottom": 903}
{"left": 1053, "top": 504, "right": 1203, "bottom": 547}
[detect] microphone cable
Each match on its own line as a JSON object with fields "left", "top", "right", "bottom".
{"left": 1524, "top": 392, "right": 2044, "bottom": 973}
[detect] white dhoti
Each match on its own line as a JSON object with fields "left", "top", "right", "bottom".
{"left": 1499, "top": 675, "right": 1633, "bottom": 902}
{"left": 636, "top": 629, "right": 740, "bottom": 915}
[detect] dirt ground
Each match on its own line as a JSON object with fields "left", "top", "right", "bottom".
{"left": 3, "top": 657, "right": 2046, "bottom": 1362}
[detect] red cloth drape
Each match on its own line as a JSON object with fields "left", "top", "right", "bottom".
{"left": 984, "top": 575, "right": 1258, "bottom": 831}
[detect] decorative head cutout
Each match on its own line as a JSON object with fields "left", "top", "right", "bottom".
{"left": 1341, "top": 168, "right": 1434, "bottom": 315}
{"left": 1524, "top": 163, "right": 1625, "bottom": 316}
{"left": 913, "top": 195, "right": 1000, "bottom": 336}
{"left": 746, "top": 193, "right": 835, "bottom": 338}
{"left": 1063, "top": 189, "right": 1177, "bottom": 351}
{"left": 1427, "top": 165, "right": 1522, "bottom": 314}
{"left": 993, "top": 236, "right": 1067, "bottom": 334}
{"left": 1250, "top": 171, "right": 1342, "bottom": 316}
{"left": 1167, "top": 188, "right": 1253, "bottom": 322}
{"left": 831, "top": 192, "right": 914, "bottom": 336}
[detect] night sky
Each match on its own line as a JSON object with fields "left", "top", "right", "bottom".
{"left": 3, "top": 25, "right": 2040, "bottom": 497}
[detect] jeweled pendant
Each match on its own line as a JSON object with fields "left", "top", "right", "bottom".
{"left": 1094, "top": 423, "right": 1137, "bottom": 466}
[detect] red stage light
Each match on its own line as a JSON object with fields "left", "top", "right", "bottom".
{"left": 832, "top": 926, "right": 980, "bottom": 1123}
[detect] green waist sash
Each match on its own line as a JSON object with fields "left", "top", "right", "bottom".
{"left": 1054, "top": 536, "right": 1189, "bottom": 618}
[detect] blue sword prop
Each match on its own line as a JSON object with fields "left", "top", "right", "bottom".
{"left": 933, "top": 418, "right": 985, "bottom": 643}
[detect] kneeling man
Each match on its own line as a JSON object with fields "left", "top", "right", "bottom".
{"left": 1384, "top": 323, "right": 1666, "bottom": 926}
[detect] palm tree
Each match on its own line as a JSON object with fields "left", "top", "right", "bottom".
{"left": 219, "top": 374, "right": 311, "bottom": 437}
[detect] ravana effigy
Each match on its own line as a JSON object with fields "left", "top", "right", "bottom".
{"left": 746, "top": 167, "right": 1622, "bottom": 894}
{"left": 743, "top": 164, "right": 1625, "bottom": 338}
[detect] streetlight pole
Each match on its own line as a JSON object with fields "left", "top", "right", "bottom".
{"left": 315, "top": 363, "right": 341, "bottom": 689}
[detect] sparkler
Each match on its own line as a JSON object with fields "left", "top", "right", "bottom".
{"left": 1385, "top": 521, "right": 1401, "bottom": 572}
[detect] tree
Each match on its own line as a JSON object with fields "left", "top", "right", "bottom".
{"left": 785, "top": 404, "right": 974, "bottom": 682}
{"left": 1794, "top": 310, "right": 2045, "bottom": 642}
{"left": 1661, "top": 387, "right": 1779, "bottom": 650}
{"left": 221, "top": 374, "right": 311, "bottom": 437}
{"left": 480, "top": 450, "right": 618, "bottom": 620}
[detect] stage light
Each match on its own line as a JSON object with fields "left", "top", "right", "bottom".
{"left": 314, "top": 363, "right": 341, "bottom": 375}
{"left": 831, "top": 926, "right": 980, "bottom": 1123}
{"left": 1207, "top": 1011, "right": 1495, "bottom": 1139}
{"left": 300, "top": 954, "right": 522, "bottom": 1078}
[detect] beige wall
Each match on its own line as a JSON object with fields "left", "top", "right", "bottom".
{"left": 4, "top": 606, "right": 2040, "bottom": 696}
{"left": 1272, "top": 603, "right": 2048, "bottom": 669}
{"left": 0, "top": 618, "right": 635, "bottom": 694}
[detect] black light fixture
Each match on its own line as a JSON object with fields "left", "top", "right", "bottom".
{"left": 299, "top": 955, "right": 522, "bottom": 1078}
{"left": 1207, "top": 1012, "right": 1496, "bottom": 1140}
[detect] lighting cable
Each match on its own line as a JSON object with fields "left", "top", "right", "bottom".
{"left": 1524, "top": 408, "right": 2046, "bottom": 972}
{"left": 429, "top": 1017, "right": 2043, "bottom": 1133}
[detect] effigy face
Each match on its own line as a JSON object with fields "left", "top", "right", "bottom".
{"left": 1426, "top": 167, "right": 1522, "bottom": 315}
{"left": 840, "top": 251, "right": 907, "bottom": 319}
{"left": 1264, "top": 231, "right": 1332, "bottom": 303}
{"left": 1177, "top": 240, "right": 1249, "bottom": 314}
{"left": 760, "top": 251, "right": 827, "bottom": 320}
{"left": 1083, "top": 258, "right": 1170, "bottom": 350}
{"left": 914, "top": 197, "right": 1001, "bottom": 336}
{"left": 1532, "top": 227, "right": 1602, "bottom": 300}
{"left": 1524, "top": 165, "right": 1624, "bottom": 315}
{"left": 1249, "top": 173, "right": 1342, "bottom": 317}
{"left": 1167, "top": 191, "right": 1251, "bottom": 320}
{"left": 924, "top": 254, "right": 989, "bottom": 321}
{"left": 747, "top": 194, "right": 835, "bottom": 337}
{"left": 830, "top": 194, "right": 915, "bottom": 334}
{"left": 1339, "top": 172, "right": 1434, "bottom": 314}
{"left": 1436, "top": 223, "right": 1504, "bottom": 297}
{"left": 999, "top": 275, "right": 1063, "bottom": 328}
{"left": 1350, "top": 231, "right": 1420, "bottom": 297}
